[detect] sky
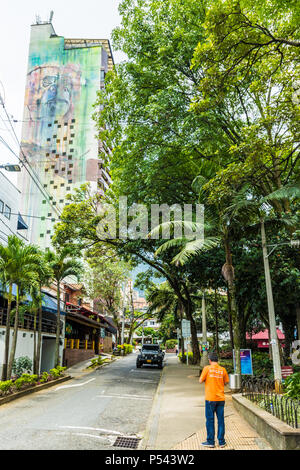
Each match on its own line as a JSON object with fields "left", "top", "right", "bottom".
{"left": 0, "top": 0, "right": 125, "bottom": 185}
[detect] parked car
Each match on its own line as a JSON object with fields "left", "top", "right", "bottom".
{"left": 136, "top": 344, "right": 164, "bottom": 369}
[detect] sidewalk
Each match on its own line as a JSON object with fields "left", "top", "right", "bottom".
{"left": 143, "top": 354, "right": 272, "bottom": 450}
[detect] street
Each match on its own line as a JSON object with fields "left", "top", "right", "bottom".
{"left": 0, "top": 354, "right": 162, "bottom": 450}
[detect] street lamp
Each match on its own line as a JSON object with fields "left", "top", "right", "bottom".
{"left": 0, "top": 164, "right": 21, "bottom": 172}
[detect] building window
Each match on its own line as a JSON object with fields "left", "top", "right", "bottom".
{"left": 68, "top": 180, "right": 72, "bottom": 184}
{"left": 4, "top": 206, "right": 11, "bottom": 220}
{"left": 0, "top": 200, "right": 4, "bottom": 213}
{"left": 47, "top": 230, "right": 51, "bottom": 234}
{"left": 40, "top": 233, "right": 44, "bottom": 238}
{"left": 72, "top": 119, "right": 75, "bottom": 123}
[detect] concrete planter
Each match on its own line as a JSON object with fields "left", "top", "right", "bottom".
{"left": 0, "top": 375, "right": 72, "bottom": 406}
{"left": 232, "top": 394, "right": 300, "bottom": 450}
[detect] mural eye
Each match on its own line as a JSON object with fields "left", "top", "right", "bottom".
{"left": 42, "top": 76, "right": 57, "bottom": 87}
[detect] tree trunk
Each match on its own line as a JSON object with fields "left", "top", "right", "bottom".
{"left": 7, "top": 285, "right": 19, "bottom": 379}
{"left": 223, "top": 237, "right": 241, "bottom": 376}
{"left": 226, "top": 288, "right": 234, "bottom": 351}
{"left": 296, "top": 304, "right": 300, "bottom": 342}
{"left": 33, "top": 307, "right": 37, "bottom": 374}
{"left": 2, "top": 283, "right": 13, "bottom": 381}
{"left": 214, "top": 288, "right": 219, "bottom": 355}
{"left": 183, "top": 298, "right": 200, "bottom": 365}
{"left": 55, "top": 282, "right": 61, "bottom": 367}
{"left": 36, "top": 302, "right": 43, "bottom": 375}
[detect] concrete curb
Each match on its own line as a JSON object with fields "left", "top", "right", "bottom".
{"left": 0, "top": 375, "right": 72, "bottom": 406}
{"left": 232, "top": 394, "right": 300, "bottom": 450}
{"left": 140, "top": 362, "right": 166, "bottom": 450}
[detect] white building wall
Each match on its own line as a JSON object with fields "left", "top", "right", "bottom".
{"left": 0, "top": 171, "right": 29, "bottom": 245}
{"left": 0, "top": 325, "right": 65, "bottom": 377}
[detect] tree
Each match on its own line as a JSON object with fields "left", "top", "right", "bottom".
{"left": 45, "top": 248, "right": 82, "bottom": 367}
{"left": 6, "top": 238, "right": 41, "bottom": 379}
{"left": 83, "top": 246, "right": 132, "bottom": 343}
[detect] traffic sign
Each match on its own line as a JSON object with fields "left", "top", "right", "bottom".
{"left": 182, "top": 319, "right": 191, "bottom": 337}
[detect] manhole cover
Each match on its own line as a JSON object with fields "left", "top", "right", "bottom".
{"left": 113, "top": 437, "right": 141, "bottom": 449}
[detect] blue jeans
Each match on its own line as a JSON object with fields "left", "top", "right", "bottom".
{"left": 205, "top": 400, "right": 225, "bottom": 445}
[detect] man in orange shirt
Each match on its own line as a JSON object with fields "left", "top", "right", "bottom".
{"left": 199, "top": 351, "right": 229, "bottom": 448}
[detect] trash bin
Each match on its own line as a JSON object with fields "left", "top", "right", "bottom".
{"left": 229, "top": 373, "right": 241, "bottom": 391}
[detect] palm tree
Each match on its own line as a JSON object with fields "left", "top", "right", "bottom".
{"left": 45, "top": 247, "right": 82, "bottom": 367}
{"left": 0, "top": 236, "right": 40, "bottom": 380}
{"left": 6, "top": 239, "right": 41, "bottom": 379}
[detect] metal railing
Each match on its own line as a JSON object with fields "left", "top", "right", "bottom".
{"left": 64, "top": 338, "right": 104, "bottom": 351}
{"left": 0, "top": 307, "right": 61, "bottom": 335}
{"left": 242, "top": 376, "right": 300, "bottom": 428}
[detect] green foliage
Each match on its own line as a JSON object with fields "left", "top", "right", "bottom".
{"left": 14, "top": 373, "right": 38, "bottom": 390}
{"left": 283, "top": 373, "right": 300, "bottom": 399}
{"left": 49, "top": 366, "right": 66, "bottom": 379}
{"left": 12, "top": 356, "right": 33, "bottom": 378}
{"left": 88, "top": 356, "right": 110, "bottom": 368}
{"left": 165, "top": 339, "right": 177, "bottom": 350}
{"left": 0, "top": 380, "right": 13, "bottom": 395}
{"left": 178, "top": 351, "right": 193, "bottom": 363}
{"left": 40, "top": 372, "right": 50, "bottom": 383}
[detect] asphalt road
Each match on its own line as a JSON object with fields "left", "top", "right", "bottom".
{"left": 0, "top": 353, "right": 163, "bottom": 450}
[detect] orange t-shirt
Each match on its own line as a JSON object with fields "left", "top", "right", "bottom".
{"left": 200, "top": 364, "right": 229, "bottom": 401}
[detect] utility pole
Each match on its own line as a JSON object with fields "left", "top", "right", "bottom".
{"left": 260, "top": 219, "right": 282, "bottom": 389}
{"left": 200, "top": 292, "right": 209, "bottom": 368}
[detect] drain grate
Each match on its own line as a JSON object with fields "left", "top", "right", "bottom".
{"left": 113, "top": 436, "right": 141, "bottom": 449}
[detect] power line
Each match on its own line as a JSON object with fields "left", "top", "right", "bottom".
{"left": 0, "top": 100, "right": 62, "bottom": 218}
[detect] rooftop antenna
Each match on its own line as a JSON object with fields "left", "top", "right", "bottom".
{"left": 49, "top": 10, "right": 54, "bottom": 23}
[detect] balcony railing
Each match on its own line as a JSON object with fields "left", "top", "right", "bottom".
{"left": 0, "top": 307, "right": 61, "bottom": 335}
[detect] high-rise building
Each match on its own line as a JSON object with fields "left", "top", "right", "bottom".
{"left": 18, "top": 19, "right": 113, "bottom": 249}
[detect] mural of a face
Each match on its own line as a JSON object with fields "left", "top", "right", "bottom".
{"left": 25, "top": 64, "right": 81, "bottom": 122}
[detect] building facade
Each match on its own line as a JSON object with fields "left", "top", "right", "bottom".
{"left": 18, "top": 19, "right": 113, "bottom": 248}
{"left": 0, "top": 170, "right": 29, "bottom": 245}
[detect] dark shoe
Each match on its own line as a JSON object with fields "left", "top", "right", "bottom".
{"left": 201, "top": 441, "right": 215, "bottom": 448}
{"left": 219, "top": 442, "right": 227, "bottom": 448}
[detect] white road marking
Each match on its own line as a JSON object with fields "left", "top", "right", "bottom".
{"left": 96, "top": 394, "right": 152, "bottom": 400}
{"left": 58, "top": 426, "right": 122, "bottom": 436}
{"left": 55, "top": 378, "right": 95, "bottom": 391}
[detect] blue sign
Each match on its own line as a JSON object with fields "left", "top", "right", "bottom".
{"left": 233, "top": 349, "right": 253, "bottom": 375}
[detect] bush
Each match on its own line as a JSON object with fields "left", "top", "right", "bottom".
{"left": 178, "top": 352, "right": 193, "bottom": 363}
{"left": 12, "top": 356, "right": 33, "bottom": 378}
{"left": 88, "top": 356, "right": 110, "bottom": 368}
{"left": 49, "top": 366, "right": 66, "bottom": 379}
{"left": 40, "top": 372, "right": 50, "bottom": 383}
{"left": 117, "top": 344, "right": 133, "bottom": 355}
{"left": 283, "top": 372, "right": 300, "bottom": 399}
{"left": 165, "top": 339, "right": 177, "bottom": 350}
{"left": 0, "top": 380, "right": 13, "bottom": 395}
{"left": 13, "top": 373, "right": 37, "bottom": 390}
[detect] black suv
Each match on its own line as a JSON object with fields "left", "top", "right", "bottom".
{"left": 136, "top": 344, "right": 164, "bottom": 369}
